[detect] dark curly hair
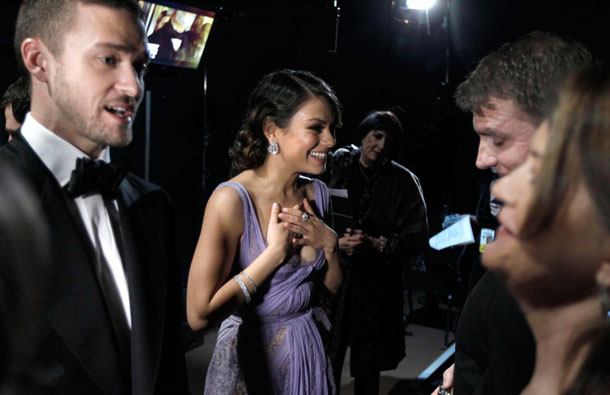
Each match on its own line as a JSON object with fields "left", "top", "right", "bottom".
{"left": 455, "top": 31, "right": 592, "bottom": 121}
{"left": 229, "top": 70, "right": 342, "bottom": 176}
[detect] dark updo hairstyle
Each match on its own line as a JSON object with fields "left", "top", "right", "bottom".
{"left": 356, "top": 110, "right": 404, "bottom": 160}
{"left": 229, "top": 69, "right": 342, "bottom": 176}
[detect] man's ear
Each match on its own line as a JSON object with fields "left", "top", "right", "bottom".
{"left": 21, "top": 38, "right": 51, "bottom": 83}
{"left": 263, "top": 116, "right": 279, "bottom": 143}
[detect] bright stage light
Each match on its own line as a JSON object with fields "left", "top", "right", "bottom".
{"left": 406, "top": 0, "right": 436, "bottom": 10}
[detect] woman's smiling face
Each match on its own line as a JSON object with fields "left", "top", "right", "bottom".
{"left": 274, "top": 96, "right": 336, "bottom": 175}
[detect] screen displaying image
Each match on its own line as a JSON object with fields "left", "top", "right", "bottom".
{"left": 139, "top": 0, "right": 216, "bottom": 69}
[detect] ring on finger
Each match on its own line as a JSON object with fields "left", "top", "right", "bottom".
{"left": 438, "top": 387, "right": 451, "bottom": 395}
{"left": 301, "top": 212, "right": 310, "bottom": 221}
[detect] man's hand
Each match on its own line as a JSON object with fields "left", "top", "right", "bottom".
{"left": 431, "top": 364, "right": 454, "bottom": 395}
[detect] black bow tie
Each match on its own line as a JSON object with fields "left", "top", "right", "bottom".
{"left": 64, "top": 157, "right": 129, "bottom": 199}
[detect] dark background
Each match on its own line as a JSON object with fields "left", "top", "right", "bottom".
{"left": 1, "top": 0, "right": 609, "bottom": 289}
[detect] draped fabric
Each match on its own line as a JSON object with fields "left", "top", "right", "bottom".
{"left": 204, "top": 178, "right": 335, "bottom": 395}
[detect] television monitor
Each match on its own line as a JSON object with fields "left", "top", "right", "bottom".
{"left": 138, "top": 0, "right": 216, "bottom": 69}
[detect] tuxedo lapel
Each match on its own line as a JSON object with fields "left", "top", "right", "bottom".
{"left": 119, "top": 181, "right": 166, "bottom": 395}
{"left": 2, "top": 135, "right": 126, "bottom": 394}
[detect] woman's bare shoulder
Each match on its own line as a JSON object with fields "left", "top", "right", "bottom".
{"left": 205, "top": 184, "right": 244, "bottom": 234}
{"left": 209, "top": 184, "right": 242, "bottom": 208}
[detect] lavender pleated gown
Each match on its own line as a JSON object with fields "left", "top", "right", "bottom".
{"left": 203, "top": 179, "right": 336, "bottom": 395}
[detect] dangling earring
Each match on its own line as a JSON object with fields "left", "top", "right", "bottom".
{"left": 268, "top": 141, "right": 279, "bottom": 155}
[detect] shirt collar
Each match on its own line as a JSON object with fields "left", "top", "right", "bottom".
{"left": 20, "top": 112, "right": 110, "bottom": 187}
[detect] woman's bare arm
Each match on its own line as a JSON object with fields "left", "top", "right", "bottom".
{"left": 186, "top": 186, "right": 290, "bottom": 331}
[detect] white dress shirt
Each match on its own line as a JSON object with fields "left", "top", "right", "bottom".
{"left": 21, "top": 113, "right": 132, "bottom": 328}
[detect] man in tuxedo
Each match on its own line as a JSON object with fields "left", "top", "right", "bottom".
{"left": 0, "top": 0, "right": 189, "bottom": 393}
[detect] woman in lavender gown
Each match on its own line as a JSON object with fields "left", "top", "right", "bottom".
{"left": 187, "top": 70, "right": 342, "bottom": 395}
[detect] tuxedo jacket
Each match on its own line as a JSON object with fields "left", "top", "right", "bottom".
{"left": 0, "top": 134, "right": 189, "bottom": 394}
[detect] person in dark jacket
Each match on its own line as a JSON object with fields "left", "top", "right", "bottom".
{"left": 0, "top": 1, "right": 189, "bottom": 393}
{"left": 324, "top": 110, "right": 428, "bottom": 394}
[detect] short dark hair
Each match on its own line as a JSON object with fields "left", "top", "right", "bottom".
{"left": 14, "top": 0, "right": 143, "bottom": 68}
{"left": 455, "top": 31, "right": 592, "bottom": 121}
{"left": 356, "top": 110, "right": 403, "bottom": 143}
{"left": 229, "top": 69, "right": 342, "bottom": 176}
{"left": 1, "top": 76, "right": 30, "bottom": 125}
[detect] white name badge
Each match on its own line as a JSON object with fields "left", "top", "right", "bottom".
{"left": 479, "top": 228, "right": 496, "bottom": 253}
